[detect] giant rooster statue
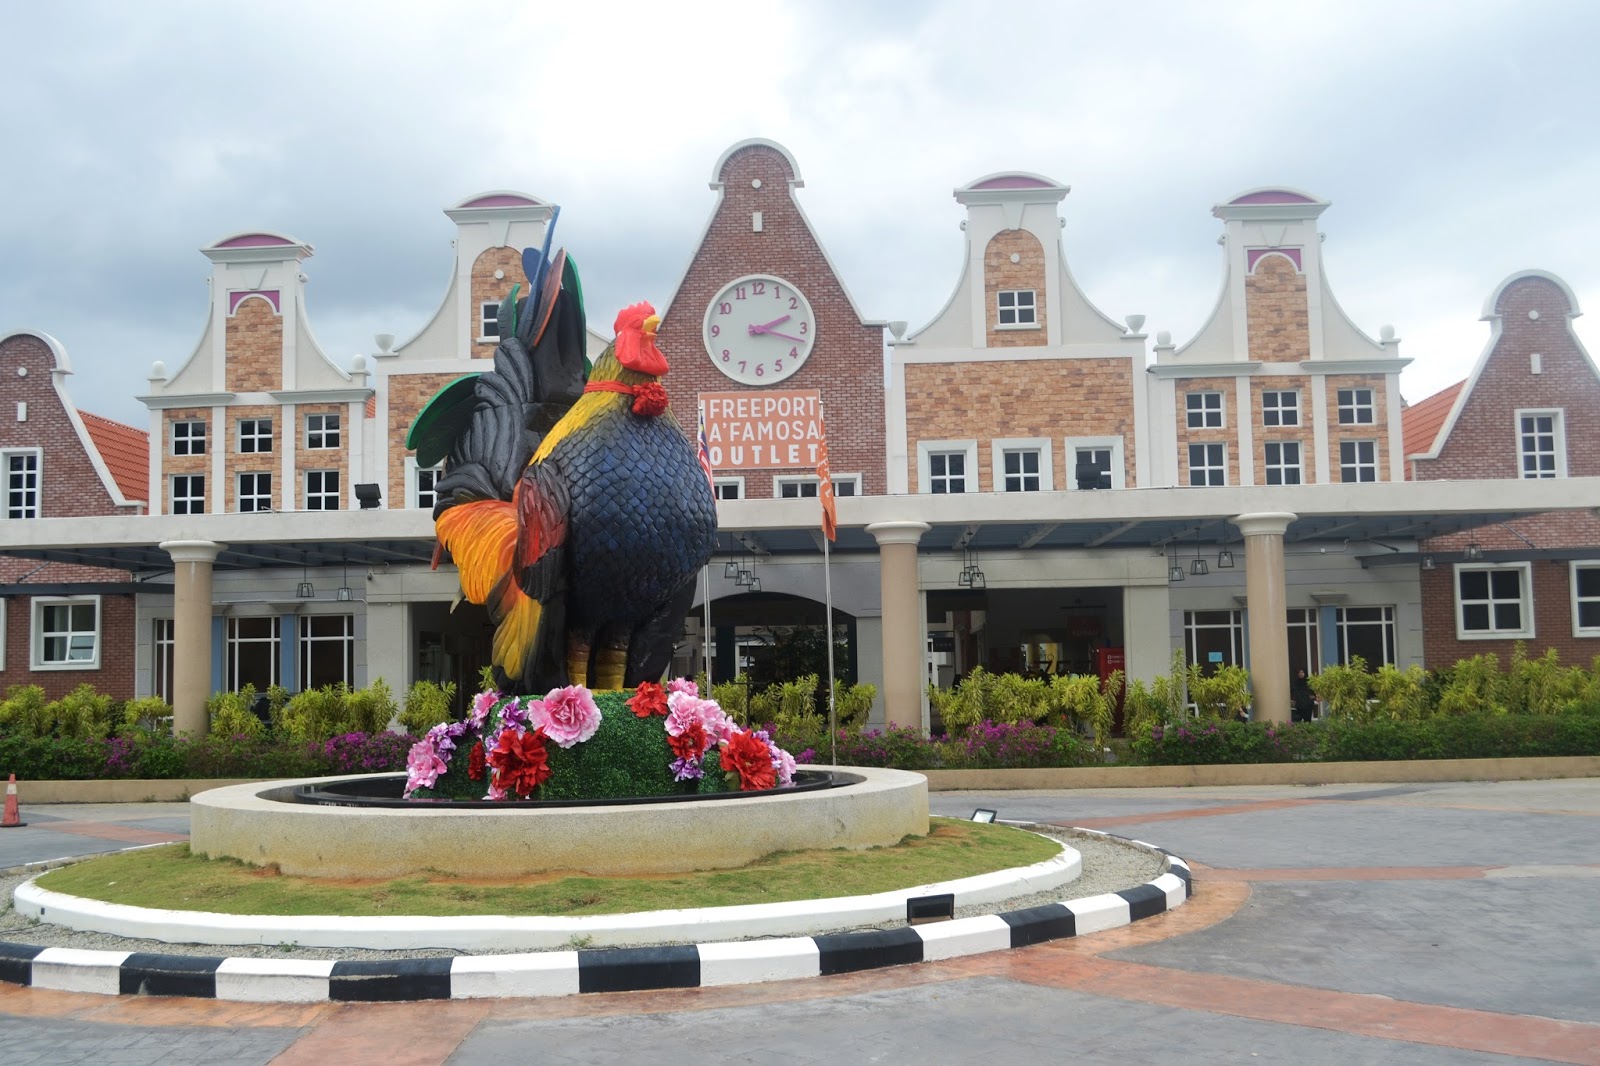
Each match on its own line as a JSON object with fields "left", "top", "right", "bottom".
{"left": 406, "top": 216, "right": 717, "bottom": 693}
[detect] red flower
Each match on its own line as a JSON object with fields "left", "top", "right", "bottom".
{"left": 627, "top": 681, "right": 668, "bottom": 719}
{"left": 631, "top": 381, "right": 669, "bottom": 417}
{"left": 487, "top": 727, "right": 551, "bottom": 798}
{"left": 467, "top": 741, "right": 486, "bottom": 781}
{"left": 721, "top": 729, "right": 776, "bottom": 792}
{"left": 667, "top": 720, "right": 708, "bottom": 763}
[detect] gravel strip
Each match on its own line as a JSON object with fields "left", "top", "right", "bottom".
{"left": 0, "top": 825, "right": 1165, "bottom": 961}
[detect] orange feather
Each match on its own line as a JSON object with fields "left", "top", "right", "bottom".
{"left": 434, "top": 499, "right": 517, "bottom": 604}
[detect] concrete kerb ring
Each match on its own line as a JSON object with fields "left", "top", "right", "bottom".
{"left": 0, "top": 829, "right": 1191, "bottom": 1002}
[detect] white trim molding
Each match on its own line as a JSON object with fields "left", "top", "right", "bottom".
{"left": 31, "top": 595, "right": 103, "bottom": 671}
{"left": 916, "top": 439, "right": 980, "bottom": 495}
{"left": 1063, "top": 436, "right": 1125, "bottom": 491}
{"left": 1571, "top": 560, "right": 1600, "bottom": 638}
{"left": 1454, "top": 561, "right": 1535, "bottom": 641}
{"left": 991, "top": 437, "right": 1054, "bottom": 493}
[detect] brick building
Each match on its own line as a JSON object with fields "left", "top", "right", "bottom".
{"left": 1405, "top": 271, "right": 1600, "bottom": 666}
{"left": 0, "top": 330, "right": 147, "bottom": 699}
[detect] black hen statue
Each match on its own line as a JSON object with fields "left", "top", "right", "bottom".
{"left": 406, "top": 215, "right": 718, "bottom": 693}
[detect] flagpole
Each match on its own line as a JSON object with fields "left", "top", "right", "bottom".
{"left": 702, "top": 563, "right": 713, "bottom": 686}
{"left": 824, "top": 530, "right": 837, "bottom": 768}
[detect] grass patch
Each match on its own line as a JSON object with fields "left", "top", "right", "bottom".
{"left": 35, "top": 818, "right": 1060, "bottom": 917}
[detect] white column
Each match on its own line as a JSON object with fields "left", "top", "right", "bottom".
{"left": 866, "top": 521, "right": 930, "bottom": 733}
{"left": 1230, "top": 512, "right": 1296, "bottom": 724}
{"left": 160, "top": 539, "right": 225, "bottom": 736}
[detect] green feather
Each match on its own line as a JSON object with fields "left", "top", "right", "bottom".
{"left": 405, "top": 374, "right": 480, "bottom": 468}
{"left": 563, "top": 254, "right": 591, "bottom": 377}
{"left": 498, "top": 283, "right": 520, "bottom": 343}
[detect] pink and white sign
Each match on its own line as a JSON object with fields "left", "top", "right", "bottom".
{"left": 699, "top": 390, "right": 824, "bottom": 470}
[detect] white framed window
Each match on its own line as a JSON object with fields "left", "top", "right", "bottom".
{"left": 1516, "top": 409, "right": 1564, "bottom": 479}
{"left": 3, "top": 449, "right": 41, "bottom": 518}
{"left": 831, "top": 473, "right": 861, "bottom": 497}
{"left": 404, "top": 458, "right": 443, "bottom": 509}
{"left": 153, "top": 617, "right": 175, "bottom": 703}
{"left": 996, "top": 290, "right": 1037, "bottom": 327}
{"left": 1572, "top": 562, "right": 1600, "bottom": 637}
{"left": 305, "top": 413, "right": 341, "bottom": 450}
{"left": 171, "top": 420, "right": 206, "bottom": 456}
{"left": 1337, "top": 387, "right": 1375, "bottom": 425}
{"left": 170, "top": 474, "right": 205, "bottom": 515}
{"left": 1456, "top": 563, "right": 1534, "bottom": 639}
{"left": 32, "top": 596, "right": 100, "bottom": 670}
{"left": 1339, "top": 440, "right": 1378, "bottom": 483}
{"left": 1186, "top": 391, "right": 1224, "bottom": 429}
{"left": 1065, "top": 436, "right": 1125, "bottom": 491}
{"left": 226, "top": 615, "right": 280, "bottom": 691}
{"left": 1264, "top": 441, "right": 1302, "bottom": 485}
{"left": 300, "top": 613, "right": 355, "bottom": 689}
{"left": 238, "top": 418, "right": 273, "bottom": 454}
{"left": 305, "top": 470, "right": 341, "bottom": 510}
{"left": 1287, "top": 607, "right": 1321, "bottom": 677}
{"left": 1188, "top": 442, "right": 1226, "bottom": 486}
{"left": 0, "top": 596, "right": 5, "bottom": 671}
{"left": 712, "top": 477, "right": 744, "bottom": 501}
{"left": 1336, "top": 606, "right": 1395, "bottom": 666}
{"left": 776, "top": 476, "right": 820, "bottom": 499}
{"left": 1184, "top": 610, "right": 1244, "bottom": 674}
{"left": 238, "top": 471, "right": 272, "bottom": 512}
{"left": 917, "top": 440, "right": 978, "bottom": 495}
{"left": 479, "top": 301, "right": 500, "bottom": 341}
{"left": 992, "top": 437, "right": 1053, "bottom": 493}
{"left": 1262, "top": 390, "right": 1299, "bottom": 427}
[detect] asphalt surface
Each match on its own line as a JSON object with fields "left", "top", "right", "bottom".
{"left": 0, "top": 778, "right": 1596, "bottom": 1065}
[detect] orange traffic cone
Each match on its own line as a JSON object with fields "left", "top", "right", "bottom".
{"left": 2, "top": 774, "right": 25, "bottom": 828}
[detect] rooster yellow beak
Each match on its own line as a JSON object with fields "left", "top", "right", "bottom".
{"left": 642, "top": 314, "right": 661, "bottom": 337}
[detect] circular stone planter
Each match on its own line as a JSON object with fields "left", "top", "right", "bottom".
{"left": 189, "top": 767, "right": 929, "bottom": 879}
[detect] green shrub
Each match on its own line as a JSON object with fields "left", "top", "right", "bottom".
{"left": 400, "top": 680, "right": 457, "bottom": 734}
{"left": 1437, "top": 654, "right": 1504, "bottom": 716}
{"left": 1371, "top": 663, "right": 1429, "bottom": 721}
{"left": 1186, "top": 663, "right": 1251, "bottom": 721}
{"left": 1504, "top": 645, "right": 1583, "bottom": 715}
{"left": 205, "top": 686, "right": 258, "bottom": 738}
{"left": 0, "top": 684, "right": 50, "bottom": 738}
{"left": 1049, "top": 671, "right": 1119, "bottom": 750}
{"left": 710, "top": 676, "right": 752, "bottom": 726}
{"left": 278, "top": 685, "right": 346, "bottom": 743}
{"left": 44, "top": 683, "right": 117, "bottom": 740}
{"left": 1311, "top": 658, "right": 1373, "bottom": 720}
{"left": 346, "top": 679, "right": 398, "bottom": 734}
{"left": 831, "top": 680, "right": 877, "bottom": 732}
{"left": 121, "top": 696, "right": 173, "bottom": 734}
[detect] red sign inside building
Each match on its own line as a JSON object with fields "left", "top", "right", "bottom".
{"left": 699, "top": 390, "right": 824, "bottom": 470}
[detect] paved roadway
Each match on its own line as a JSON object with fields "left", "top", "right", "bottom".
{"left": 0, "top": 780, "right": 1597, "bottom": 1064}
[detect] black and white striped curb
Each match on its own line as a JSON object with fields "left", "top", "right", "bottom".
{"left": 0, "top": 845, "right": 1190, "bottom": 1003}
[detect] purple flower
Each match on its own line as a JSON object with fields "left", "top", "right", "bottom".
{"left": 670, "top": 756, "right": 704, "bottom": 781}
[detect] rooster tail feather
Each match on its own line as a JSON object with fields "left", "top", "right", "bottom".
{"left": 487, "top": 573, "right": 543, "bottom": 683}
{"left": 434, "top": 499, "right": 518, "bottom": 604}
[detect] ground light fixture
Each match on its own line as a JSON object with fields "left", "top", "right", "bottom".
{"left": 971, "top": 808, "right": 997, "bottom": 823}
{"left": 906, "top": 892, "right": 955, "bottom": 925}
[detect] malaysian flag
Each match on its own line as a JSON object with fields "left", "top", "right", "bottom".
{"left": 697, "top": 400, "right": 716, "bottom": 495}
{"left": 816, "top": 403, "right": 837, "bottom": 542}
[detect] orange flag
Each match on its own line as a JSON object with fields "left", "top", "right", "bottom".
{"left": 816, "top": 404, "right": 837, "bottom": 542}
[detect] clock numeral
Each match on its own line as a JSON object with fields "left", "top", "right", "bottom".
{"left": 799, "top": 321, "right": 807, "bottom": 335}
{"left": 789, "top": 347, "right": 799, "bottom": 358}
{"left": 789, "top": 296, "right": 798, "bottom": 309}
{"left": 755, "top": 363, "right": 765, "bottom": 377}
{"left": 719, "top": 302, "right": 732, "bottom": 315}
{"left": 752, "top": 281, "right": 766, "bottom": 295}
{"left": 734, "top": 286, "right": 748, "bottom": 300}
{"left": 773, "top": 285, "right": 783, "bottom": 300}
{"left": 721, "top": 349, "right": 730, "bottom": 362}
{"left": 774, "top": 359, "right": 783, "bottom": 373}
{"left": 738, "top": 361, "right": 747, "bottom": 374}
{"left": 710, "top": 324, "right": 720, "bottom": 337}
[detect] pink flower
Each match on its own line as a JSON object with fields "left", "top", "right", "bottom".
{"left": 404, "top": 739, "right": 447, "bottom": 795}
{"left": 530, "top": 685, "right": 601, "bottom": 748}
{"left": 773, "top": 744, "right": 796, "bottom": 787}
{"left": 469, "top": 690, "right": 500, "bottom": 729}
{"left": 667, "top": 677, "right": 699, "bottom": 698}
{"left": 666, "top": 692, "right": 733, "bottom": 744}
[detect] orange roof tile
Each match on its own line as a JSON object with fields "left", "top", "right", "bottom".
{"left": 1400, "top": 380, "right": 1464, "bottom": 465}
{"left": 81, "top": 410, "right": 149, "bottom": 503}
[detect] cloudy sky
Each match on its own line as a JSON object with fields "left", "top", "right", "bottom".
{"left": 3, "top": 0, "right": 1597, "bottom": 427}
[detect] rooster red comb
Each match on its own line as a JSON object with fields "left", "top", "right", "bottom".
{"left": 614, "top": 301, "right": 668, "bottom": 376}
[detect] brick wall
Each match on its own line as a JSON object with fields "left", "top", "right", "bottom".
{"left": 1173, "top": 375, "right": 1240, "bottom": 485}
{"left": 654, "top": 143, "right": 886, "bottom": 498}
{"left": 223, "top": 403, "right": 282, "bottom": 511}
{"left": 161, "top": 407, "right": 211, "bottom": 512}
{"left": 1244, "top": 254, "right": 1309, "bottom": 363}
{"left": 389, "top": 372, "right": 465, "bottom": 507}
{"left": 224, "top": 296, "right": 282, "bottom": 393}
{"left": 1327, "top": 372, "right": 1391, "bottom": 482}
{"left": 1249, "top": 375, "right": 1316, "bottom": 483}
{"left": 903, "top": 359, "right": 1135, "bottom": 491}
{"left": 1413, "top": 275, "right": 1600, "bottom": 666}
{"left": 0, "top": 333, "right": 137, "bottom": 698}
{"left": 983, "top": 230, "right": 1048, "bottom": 348}
{"left": 470, "top": 247, "right": 525, "bottom": 358}
{"left": 295, "top": 402, "right": 351, "bottom": 510}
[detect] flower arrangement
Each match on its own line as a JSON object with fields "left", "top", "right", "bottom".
{"left": 404, "top": 678, "right": 798, "bottom": 802}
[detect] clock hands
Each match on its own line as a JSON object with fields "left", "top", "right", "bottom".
{"left": 759, "top": 330, "right": 807, "bottom": 343}
{"left": 747, "top": 314, "right": 791, "bottom": 334}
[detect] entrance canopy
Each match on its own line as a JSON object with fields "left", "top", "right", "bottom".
{"left": 2, "top": 478, "right": 1597, "bottom": 574}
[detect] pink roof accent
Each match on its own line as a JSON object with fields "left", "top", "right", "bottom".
{"left": 1229, "top": 190, "right": 1318, "bottom": 206}
{"left": 1247, "top": 248, "right": 1303, "bottom": 273}
{"left": 969, "top": 175, "right": 1056, "bottom": 191}
{"left": 215, "top": 233, "right": 295, "bottom": 248}
{"left": 1401, "top": 380, "right": 1465, "bottom": 464}
{"left": 229, "top": 290, "right": 281, "bottom": 314}
{"left": 459, "top": 193, "right": 540, "bottom": 208}
{"left": 81, "top": 411, "right": 150, "bottom": 501}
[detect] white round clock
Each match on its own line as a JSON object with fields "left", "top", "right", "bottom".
{"left": 702, "top": 274, "right": 817, "bottom": 385}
